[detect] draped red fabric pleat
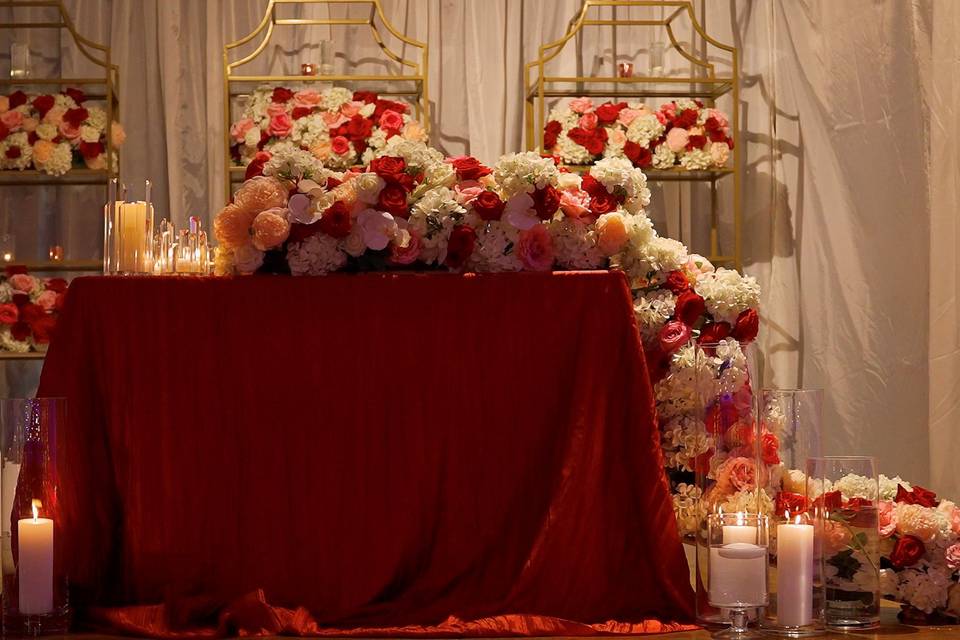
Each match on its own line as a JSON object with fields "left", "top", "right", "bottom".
{"left": 38, "top": 271, "right": 695, "bottom": 637}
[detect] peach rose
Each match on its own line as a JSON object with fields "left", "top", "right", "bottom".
{"left": 230, "top": 117, "right": 255, "bottom": 143}
{"left": 267, "top": 113, "right": 293, "bottom": 138}
{"left": 32, "top": 140, "right": 55, "bottom": 165}
{"left": 454, "top": 181, "right": 484, "bottom": 206}
{"left": 293, "top": 90, "right": 323, "bottom": 108}
{"left": 21, "top": 117, "right": 38, "bottom": 133}
{"left": 403, "top": 121, "right": 426, "bottom": 142}
{"left": 517, "top": 224, "right": 554, "bottom": 271}
{"left": 266, "top": 103, "right": 287, "bottom": 118}
{"left": 111, "top": 122, "right": 126, "bottom": 147}
{"left": 310, "top": 139, "right": 332, "bottom": 161}
{"left": 608, "top": 128, "right": 627, "bottom": 147}
{"left": 878, "top": 501, "right": 897, "bottom": 538}
{"left": 35, "top": 290, "right": 57, "bottom": 312}
{"left": 84, "top": 154, "right": 106, "bottom": 170}
{"left": 323, "top": 111, "right": 349, "bottom": 128}
{"left": 617, "top": 108, "right": 641, "bottom": 126}
{"left": 251, "top": 208, "right": 290, "bottom": 250}
{"left": 559, "top": 188, "right": 591, "bottom": 220}
{"left": 379, "top": 110, "right": 404, "bottom": 133}
{"left": 578, "top": 112, "right": 599, "bottom": 130}
{"left": 665, "top": 127, "right": 689, "bottom": 153}
{"left": 1, "top": 110, "right": 23, "bottom": 130}
{"left": 709, "top": 141, "right": 730, "bottom": 166}
{"left": 340, "top": 100, "right": 364, "bottom": 118}
{"left": 596, "top": 212, "right": 628, "bottom": 255}
{"left": 233, "top": 176, "right": 288, "bottom": 212}
{"left": 43, "top": 106, "right": 65, "bottom": 125}
{"left": 58, "top": 120, "right": 81, "bottom": 140}
{"left": 569, "top": 97, "right": 594, "bottom": 114}
{"left": 9, "top": 274, "right": 36, "bottom": 293}
{"left": 214, "top": 203, "right": 256, "bottom": 249}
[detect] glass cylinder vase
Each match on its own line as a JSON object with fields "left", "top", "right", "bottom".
{"left": 706, "top": 512, "right": 769, "bottom": 638}
{"left": 759, "top": 389, "right": 824, "bottom": 635}
{"left": 1, "top": 399, "right": 68, "bottom": 636}
{"left": 693, "top": 340, "right": 763, "bottom": 624}
{"left": 806, "top": 456, "right": 880, "bottom": 631}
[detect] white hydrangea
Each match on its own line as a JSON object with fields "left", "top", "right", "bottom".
{"left": 879, "top": 474, "right": 912, "bottom": 500}
{"left": 633, "top": 289, "right": 676, "bottom": 343}
{"left": 321, "top": 87, "right": 354, "bottom": 112}
{"left": 547, "top": 104, "right": 580, "bottom": 129}
{"left": 35, "top": 123, "right": 57, "bottom": 141}
{"left": 554, "top": 135, "right": 593, "bottom": 165}
{"left": 626, "top": 113, "right": 665, "bottom": 147}
{"left": 898, "top": 567, "right": 953, "bottom": 613}
{"left": 652, "top": 144, "right": 676, "bottom": 169}
{"left": 377, "top": 137, "right": 445, "bottom": 175}
{"left": 42, "top": 142, "right": 73, "bottom": 176}
{"left": 0, "top": 330, "right": 30, "bottom": 353}
{"left": 287, "top": 234, "right": 348, "bottom": 275}
{"left": 643, "top": 236, "right": 688, "bottom": 273}
{"left": 673, "top": 483, "right": 703, "bottom": 536}
{"left": 834, "top": 473, "right": 878, "bottom": 500}
{"left": 493, "top": 151, "right": 560, "bottom": 198}
{"left": 86, "top": 106, "right": 107, "bottom": 131}
{"left": 0, "top": 282, "right": 11, "bottom": 303}
{"left": 679, "top": 148, "right": 713, "bottom": 171}
{"left": 53, "top": 93, "right": 76, "bottom": 109}
{"left": 549, "top": 218, "right": 605, "bottom": 270}
{"left": 469, "top": 221, "right": 522, "bottom": 272}
{"left": 695, "top": 268, "right": 761, "bottom": 324}
{"left": 263, "top": 142, "right": 326, "bottom": 179}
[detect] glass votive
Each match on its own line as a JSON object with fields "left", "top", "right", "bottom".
{"left": 649, "top": 41, "right": 666, "bottom": 76}
{"left": 806, "top": 456, "right": 880, "bottom": 631}
{"left": 1, "top": 398, "right": 69, "bottom": 635}
{"left": 300, "top": 62, "right": 317, "bottom": 76}
{"left": 617, "top": 62, "right": 634, "bottom": 78}
{"left": 320, "top": 39, "right": 334, "bottom": 75}
{"left": 47, "top": 246, "right": 64, "bottom": 262}
{"left": 10, "top": 43, "right": 30, "bottom": 80}
{"left": 707, "top": 512, "right": 769, "bottom": 638}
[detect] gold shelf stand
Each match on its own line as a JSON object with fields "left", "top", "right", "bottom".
{"left": 524, "top": 0, "right": 741, "bottom": 268}
{"left": 223, "top": 0, "right": 429, "bottom": 202}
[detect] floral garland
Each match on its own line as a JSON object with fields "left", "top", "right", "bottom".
{"left": 0, "top": 89, "right": 125, "bottom": 175}
{"left": 229, "top": 86, "right": 427, "bottom": 174}
{"left": 543, "top": 97, "right": 733, "bottom": 170}
{"left": 0, "top": 267, "right": 68, "bottom": 352}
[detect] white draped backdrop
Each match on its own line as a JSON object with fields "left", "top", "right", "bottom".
{"left": 1, "top": 0, "right": 958, "bottom": 497}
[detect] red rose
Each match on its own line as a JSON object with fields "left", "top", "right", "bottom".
{"left": 584, "top": 127, "right": 607, "bottom": 155}
{"left": 65, "top": 87, "right": 87, "bottom": 104}
{"left": 659, "top": 320, "right": 691, "bottom": 355}
{"left": 624, "top": 140, "right": 652, "bottom": 168}
{"left": 291, "top": 106, "right": 312, "bottom": 120}
{"left": 353, "top": 91, "right": 378, "bottom": 104}
{"left": 732, "top": 309, "right": 759, "bottom": 342}
{"left": 674, "top": 109, "right": 698, "bottom": 128}
{"left": 705, "top": 116, "right": 722, "bottom": 132}
{"left": 686, "top": 135, "right": 707, "bottom": 150}
{"left": 472, "top": 191, "right": 505, "bottom": 221}
{"left": 10, "top": 322, "right": 30, "bottom": 341}
{"left": 29, "top": 315, "right": 56, "bottom": 344}
{"left": 31, "top": 95, "right": 55, "bottom": 118}
{"left": 0, "top": 303, "right": 18, "bottom": 325}
{"left": 890, "top": 535, "right": 926, "bottom": 569}
{"left": 543, "top": 120, "right": 562, "bottom": 149}
{"left": 895, "top": 484, "right": 939, "bottom": 508}
{"left": 46, "top": 278, "right": 68, "bottom": 294}
{"left": 588, "top": 191, "right": 618, "bottom": 217}
{"left": 243, "top": 151, "right": 271, "bottom": 180}
{"left": 699, "top": 321, "right": 732, "bottom": 344}
{"left": 595, "top": 101, "right": 627, "bottom": 124}
{"left": 760, "top": 431, "right": 780, "bottom": 464}
{"left": 451, "top": 156, "right": 491, "bottom": 181}
{"left": 531, "top": 185, "right": 560, "bottom": 220}
{"left": 345, "top": 115, "right": 373, "bottom": 142}
{"left": 377, "top": 184, "right": 409, "bottom": 218}
{"left": 318, "top": 201, "right": 352, "bottom": 238}
{"left": 444, "top": 225, "right": 476, "bottom": 269}
{"left": 11, "top": 293, "right": 29, "bottom": 307}
{"left": 665, "top": 270, "right": 691, "bottom": 294}
{"left": 63, "top": 107, "right": 89, "bottom": 128}
{"left": 373, "top": 98, "right": 408, "bottom": 118}
{"left": 20, "top": 303, "right": 45, "bottom": 324}
{"left": 813, "top": 490, "right": 843, "bottom": 511}
{"left": 674, "top": 291, "right": 706, "bottom": 326}
{"left": 8, "top": 91, "right": 27, "bottom": 109}
{"left": 5, "top": 147, "right": 21, "bottom": 160}
{"left": 330, "top": 136, "right": 351, "bottom": 156}
{"left": 370, "top": 156, "right": 406, "bottom": 180}
{"left": 775, "top": 492, "right": 809, "bottom": 516}
{"left": 78, "top": 141, "right": 104, "bottom": 160}
{"left": 271, "top": 87, "right": 294, "bottom": 103}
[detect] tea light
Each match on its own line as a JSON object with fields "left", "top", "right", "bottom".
{"left": 301, "top": 62, "right": 317, "bottom": 76}
{"left": 617, "top": 62, "right": 634, "bottom": 78}
{"left": 18, "top": 499, "right": 53, "bottom": 615}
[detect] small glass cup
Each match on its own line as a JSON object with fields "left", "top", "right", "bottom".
{"left": 806, "top": 456, "right": 880, "bottom": 631}
{"left": 617, "top": 62, "right": 634, "bottom": 78}
{"left": 649, "top": 41, "right": 666, "bottom": 76}
{"left": 707, "top": 513, "right": 768, "bottom": 638}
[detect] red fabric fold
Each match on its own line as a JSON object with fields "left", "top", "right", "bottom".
{"left": 38, "top": 271, "right": 695, "bottom": 637}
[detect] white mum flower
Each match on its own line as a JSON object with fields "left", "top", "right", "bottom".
{"left": 287, "top": 234, "right": 348, "bottom": 275}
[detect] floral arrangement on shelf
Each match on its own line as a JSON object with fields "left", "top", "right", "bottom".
{"left": 0, "top": 88, "right": 125, "bottom": 176}
{"left": 229, "top": 86, "right": 427, "bottom": 174}
{"left": 543, "top": 97, "right": 733, "bottom": 170}
{"left": 0, "top": 267, "right": 68, "bottom": 353}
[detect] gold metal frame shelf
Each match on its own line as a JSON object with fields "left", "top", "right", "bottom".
{"left": 0, "top": 351, "right": 45, "bottom": 360}
{"left": 524, "top": 0, "right": 741, "bottom": 268}
{"left": 0, "top": 0, "right": 120, "bottom": 186}
{"left": 223, "top": 0, "right": 429, "bottom": 201}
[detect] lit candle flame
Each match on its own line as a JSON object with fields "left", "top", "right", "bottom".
{"left": 31, "top": 499, "right": 41, "bottom": 522}
{"left": 794, "top": 513, "right": 803, "bottom": 526}
{"left": 735, "top": 511, "right": 745, "bottom": 526}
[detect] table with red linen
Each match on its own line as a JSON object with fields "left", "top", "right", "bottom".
{"left": 37, "top": 271, "right": 695, "bottom": 638}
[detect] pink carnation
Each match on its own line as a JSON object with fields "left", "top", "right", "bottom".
{"left": 878, "top": 500, "right": 897, "bottom": 538}
{"left": 230, "top": 117, "right": 255, "bottom": 144}
{"left": 946, "top": 544, "right": 960, "bottom": 571}
{"left": 267, "top": 113, "right": 294, "bottom": 138}
{"left": 569, "top": 97, "right": 594, "bottom": 114}
{"left": 517, "top": 224, "right": 554, "bottom": 271}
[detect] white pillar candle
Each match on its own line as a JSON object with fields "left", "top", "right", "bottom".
{"left": 776, "top": 520, "right": 814, "bottom": 626}
{"left": 17, "top": 501, "right": 53, "bottom": 615}
{"left": 115, "top": 201, "right": 151, "bottom": 273}
{"left": 709, "top": 542, "right": 767, "bottom": 607}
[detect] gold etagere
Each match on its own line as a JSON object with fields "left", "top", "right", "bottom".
{"left": 524, "top": 0, "right": 741, "bottom": 268}
{"left": 223, "top": 0, "right": 429, "bottom": 202}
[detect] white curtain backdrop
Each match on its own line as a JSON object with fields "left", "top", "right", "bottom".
{"left": 0, "top": 0, "right": 957, "bottom": 497}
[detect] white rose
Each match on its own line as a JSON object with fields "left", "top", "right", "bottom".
{"left": 80, "top": 125, "right": 100, "bottom": 144}
{"left": 556, "top": 172, "right": 582, "bottom": 190}
{"left": 352, "top": 173, "right": 385, "bottom": 204}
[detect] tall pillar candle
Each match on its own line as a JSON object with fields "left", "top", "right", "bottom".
{"left": 17, "top": 502, "right": 53, "bottom": 614}
{"left": 115, "top": 202, "right": 151, "bottom": 273}
{"left": 776, "top": 520, "right": 814, "bottom": 626}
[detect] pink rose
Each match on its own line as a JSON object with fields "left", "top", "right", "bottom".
{"left": 230, "top": 117, "right": 255, "bottom": 144}
{"left": 58, "top": 120, "right": 81, "bottom": 140}
{"left": 379, "top": 109, "right": 404, "bottom": 133}
{"left": 559, "top": 188, "right": 591, "bottom": 220}
{"left": 517, "top": 224, "right": 554, "bottom": 271}
{"left": 665, "top": 127, "right": 689, "bottom": 153}
{"left": 946, "top": 544, "right": 960, "bottom": 571}
{"left": 569, "top": 97, "right": 594, "bottom": 114}
{"left": 35, "top": 290, "right": 57, "bottom": 312}
{"left": 454, "top": 181, "right": 484, "bottom": 206}
{"left": 390, "top": 230, "right": 422, "bottom": 265}
{"left": 617, "top": 108, "right": 641, "bottom": 126}
{"left": 267, "top": 113, "right": 294, "bottom": 138}
{"left": 715, "top": 456, "right": 758, "bottom": 495}
{"left": 330, "top": 136, "right": 351, "bottom": 156}
{"left": 879, "top": 501, "right": 897, "bottom": 538}
{"left": 1, "top": 110, "right": 23, "bottom": 130}
{"left": 251, "top": 208, "right": 291, "bottom": 250}
{"left": 340, "top": 100, "right": 364, "bottom": 118}
{"left": 266, "top": 103, "right": 287, "bottom": 118}
{"left": 9, "top": 274, "right": 36, "bottom": 293}
{"left": 293, "top": 90, "right": 323, "bottom": 108}
{"left": 322, "top": 111, "right": 349, "bottom": 128}
{"left": 578, "top": 112, "right": 599, "bottom": 130}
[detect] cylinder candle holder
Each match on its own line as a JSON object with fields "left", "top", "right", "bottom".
{"left": 706, "top": 512, "right": 769, "bottom": 638}
{"left": 104, "top": 179, "right": 155, "bottom": 275}
{"left": 1, "top": 398, "right": 68, "bottom": 635}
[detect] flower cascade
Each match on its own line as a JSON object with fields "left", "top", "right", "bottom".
{"left": 0, "top": 266, "right": 68, "bottom": 352}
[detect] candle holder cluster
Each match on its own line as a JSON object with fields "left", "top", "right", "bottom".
{"left": 152, "top": 217, "right": 212, "bottom": 275}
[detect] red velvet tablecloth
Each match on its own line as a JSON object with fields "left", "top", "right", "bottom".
{"left": 38, "top": 271, "right": 694, "bottom": 637}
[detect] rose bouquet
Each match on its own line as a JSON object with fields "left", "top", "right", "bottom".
{"left": 230, "top": 86, "right": 427, "bottom": 174}
{"left": 0, "top": 88, "right": 125, "bottom": 175}
{"left": 0, "top": 267, "right": 68, "bottom": 352}
{"left": 543, "top": 97, "right": 733, "bottom": 170}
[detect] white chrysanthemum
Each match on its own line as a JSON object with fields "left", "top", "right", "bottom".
{"left": 0, "top": 132, "right": 32, "bottom": 170}
{"left": 549, "top": 218, "right": 605, "bottom": 270}
{"left": 633, "top": 289, "right": 676, "bottom": 343}
{"left": 321, "top": 87, "right": 353, "bottom": 112}
{"left": 423, "top": 161, "right": 456, "bottom": 189}
{"left": 469, "top": 221, "right": 522, "bottom": 272}
{"left": 35, "top": 123, "right": 57, "bottom": 141}
{"left": 680, "top": 148, "right": 713, "bottom": 171}
{"left": 41, "top": 142, "right": 73, "bottom": 176}
{"left": 879, "top": 474, "right": 912, "bottom": 500}
{"left": 263, "top": 143, "right": 326, "bottom": 179}
{"left": 0, "top": 330, "right": 30, "bottom": 353}
{"left": 287, "top": 234, "right": 348, "bottom": 275}
{"left": 85, "top": 106, "right": 107, "bottom": 130}
{"left": 834, "top": 473, "right": 878, "bottom": 501}
{"left": 652, "top": 144, "right": 676, "bottom": 169}
{"left": 53, "top": 93, "right": 76, "bottom": 109}
{"left": 695, "top": 267, "right": 761, "bottom": 324}
{"left": 493, "top": 151, "right": 560, "bottom": 198}
{"left": 626, "top": 113, "right": 665, "bottom": 147}
{"left": 554, "top": 135, "right": 593, "bottom": 165}
{"left": 79, "top": 125, "right": 101, "bottom": 144}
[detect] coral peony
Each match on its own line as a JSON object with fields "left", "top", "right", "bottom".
{"left": 251, "top": 208, "right": 291, "bottom": 251}
{"left": 214, "top": 203, "right": 256, "bottom": 249}
{"left": 517, "top": 224, "right": 555, "bottom": 271}
{"left": 233, "top": 176, "right": 288, "bottom": 212}
{"left": 715, "top": 456, "right": 759, "bottom": 495}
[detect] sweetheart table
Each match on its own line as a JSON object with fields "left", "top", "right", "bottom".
{"left": 37, "top": 271, "right": 694, "bottom": 637}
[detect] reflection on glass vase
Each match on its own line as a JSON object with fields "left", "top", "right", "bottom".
{"left": 1, "top": 398, "right": 69, "bottom": 636}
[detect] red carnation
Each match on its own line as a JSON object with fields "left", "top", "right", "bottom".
{"left": 65, "top": 87, "right": 87, "bottom": 104}
{"left": 732, "top": 309, "right": 759, "bottom": 342}
{"left": 659, "top": 320, "right": 691, "bottom": 355}
{"left": 32, "top": 95, "right": 55, "bottom": 118}
{"left": 8, "top": 91, "right": 27, "bottom": 109}
{"left": 46, "top": 278, "right": 68, "bottom": 294}
{"left": 63, "top": 107, "right": 89, "bottom": 128}
{"left": 451, "top": 156, "right": 491, "bottom": 181}
{"left": 5, "top": 147, "right": 21, "bottom": 160}
{"left": 775, "top": 491, "right": 808, "bottom": 516}
{"left": 10, "top": 322, "right": 30, "bottom": 341}
{"left": 29, "top": 315, "right": 56, "bottom": 344}
{"left": 760, "top": 432, "right": 780, "bottom": 465}
{"left": 595, "top": 101, "right": 627, "bottom": 125}
{"left": 472, "top": 191, "right": 505, "bottom": 221}
{"left": 318, "top": 201, "right": 352, "bottom": 238}
{"left": 543, "top": 120, "right": 562, "bottom": 149}
{"left": 0, "top": 303, "right": 18, "bottom": 325}
{"left": 686, "top": 135, "right": 707, "bottom": 150}
{"left": 271, "top": 87, "right": 294, "bottom": 103}
{"left": 444, "top": 225, "right": 476, "bottom": 269}
{"left": 699, "top": 321, "right": 731, "bottom": 344}
{"left": 624, "top": 140, "right": 652, "bottom": 168}
{"left": 370, "top": 156, "right": 406, "bottom": 181}
{"left": 353, "top": 91, "right": 378, "bottom": 104}
{"left": 291, "top": 106, "right": 312, "bottom": 120}
{"left": 665, "top": 270, "right": 691, "bottom": 294}
{"left": 674, "top": 109, "right": 698, "bottom": 128}
{"left": 674, "top": 290, "right": 706, "bottom": 326}
{"left": 78, "top": 141, "right": 104, "bottom": 160}
{"left": 531, "top": 184, "right": 560, "bottom": 220}
{"left": 890, "top": 535, "right": 926, "bottom": 569}
{"left": 377, "top": 184, "right": 409, "bottom": 218}
{"left": 20, "top": 303, "right": 45, "bottom": 324}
